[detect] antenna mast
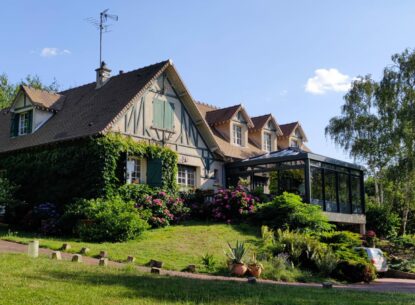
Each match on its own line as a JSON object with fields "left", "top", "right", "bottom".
{"left": 86, "top": 9, "right": 119, "bottom": 65}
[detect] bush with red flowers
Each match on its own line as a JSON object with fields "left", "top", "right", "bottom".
{"left": 210, "top": 186, "right": 257, "bottom": 222}
{"left": 135, "top": 191, "right": 190, "bottom": 227}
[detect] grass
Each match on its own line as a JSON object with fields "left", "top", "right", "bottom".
{"left": 1, "top": 253, "right": 414, "bottom": 305}
{"left": 0, "top": 221, "right": 260, "bottom": 272}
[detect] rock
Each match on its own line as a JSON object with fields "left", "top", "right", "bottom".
{"left": 149, "top": 259, "right": 163, "bottom": 268}
{"left": 51, "top": 251, "right": 62, "bottom": 260}
{"left": 99, "top": 251, "right": 108, "bottom": 258}
{"left": 99, "top": 257, "right": 108, "bottom": 266}
{"left": 71, "top": 254, "right": 82, "bottom": 263}
{"left": 80, "top": 247, "right": 90, "bottom": 255}
{"left": 127, "top": 256, "right": 136, "bottom": 263}
{"left": 247, "top": 277, "right": 257, "bottom": 284}
{"left": 151, "top": 267, "right": 161, "bottom": 274}
{"left": 322, "top": 282, "right": 333, "bottom": 289}
{"left": 61, "top": 243, "right": 71, "bottom": 251}
{"left": 186, "top": 264, "right": 196, "bottom": 273}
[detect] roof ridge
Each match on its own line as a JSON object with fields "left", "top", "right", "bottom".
{"left": 22, "top": 85, "right": 62, "bottom": 96}
{"left": 59, "top": 60, "right": 170, "bottom": 95}
{"left": 195, "top": 100, "right": 219, "bottom": 109}
{"left": 206, "top": 103, "right": 241, "bottom": 113}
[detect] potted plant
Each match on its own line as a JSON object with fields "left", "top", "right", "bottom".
{"left": 248, "top": 253, "right": 264, "bottom": 278}
{"left": 225, "top": 241, "right": 248, "bottom": 276}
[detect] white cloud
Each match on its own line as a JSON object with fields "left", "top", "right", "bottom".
{"left": 40, "top": 47, "right": 71, "bottom": 57}
{"left": 279, "top": 89, "right": 288, "bottom": 96}
{"left": 305, "top": 68, "right": 352, "bottom": 95}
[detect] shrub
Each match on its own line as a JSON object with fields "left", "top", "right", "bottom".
{"left": 318, "top": 231, "right": 362, "bottom": 251}
{"left": 182, "top": 189, "right": 215, "bottom": 220}
{"left": 63, "top": 197, "right": 149, "bottom": 242}
{"left": 0, "top": 176, "right": 16, "bottom": 205}
{"left": 201, "top": 253, "right": 216, "bottom": 272}
{"left": 313, "top": 250, "right": 338, "bottom": 276}
{"left": 334, "top": 259, "right": 376, "bottom": 283}
{"left": 135, "top": 191, "right": 190, "bottom": 227}
{"left": 256, "top": 192, "right": 333, "bottom": 232}
{"left": 210, "top": 186, "right": 257, "bottom": 222}
{"left": 366, "top": 203, "right": 401, "bottom": 238}
{"left": 118, "top": 184, "right": 156, "bottom": 203}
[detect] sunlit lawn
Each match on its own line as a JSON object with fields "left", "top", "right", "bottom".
{"left": 1, "top": 253, "right": 414, "bottom": 305}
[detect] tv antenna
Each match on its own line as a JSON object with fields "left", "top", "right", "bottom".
{"left": 85, "top": 9, "right": 118, "bottom": 65}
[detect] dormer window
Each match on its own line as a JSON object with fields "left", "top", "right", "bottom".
{"left": 263, "top": 132, "right": 272, "bottom": 152}
{"left": 267, "top": 120, "right": 273, "bottom": 130}
{"left": 10, "top": 110, "right": 33, "bottom": 137}
{"left": 295, "top": 128, "right": 302, "bottom": 139}
{"left": 290, "top": 139, "right": 299, "bottom": 148}
{"left": 19, "top": 112, "right": 30, "bottom": 135}
{"left": 233, "top": 124, "right": 242, "bottom": 146}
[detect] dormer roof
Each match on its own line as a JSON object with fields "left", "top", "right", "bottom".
{"left": 279, "top": 121, "right": 308, "bottom": 142}
{"left": 20, "top": 85, "right": 65, "bottom": 112}
{"left": 205, "top": 104, "right": 254, "bottom": 128}
{"left": 250, "top": 114, "right": 283, "bottom": 135}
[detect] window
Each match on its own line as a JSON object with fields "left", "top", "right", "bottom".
{"left": 178, "top": 165, "right": 196, "bottom": 188}
{"left": 267, "top": 120, "right": 273, "bottom": 130}
{"left": 18, "top": 112, "right": 30, "bottom": 135}
{"left": 290, "top": 139, "right": 299, "bottom": 147}
{"left": 310, "top": 167, "right": 324, "bottom": 208}
{"left": 324, "top": 170, "right": 338, "bottom": 212}
{"left": 233, "top": 124, "right": 242, "bottom": 146}
{"left": 263, "top": 132, "right": 272, "bottom": 152}
{"left": 126, "top": 157, "right": 141, "bottom": 184}
{"left": 153, "top": 99, "right": 174, "bottom": 130}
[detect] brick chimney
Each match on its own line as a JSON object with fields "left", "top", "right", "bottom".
{"left": 95, "top": 61, "right": 111, "bottom": 89}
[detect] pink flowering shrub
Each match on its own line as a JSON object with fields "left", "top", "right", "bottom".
{"left": 135, "top": 191, "right": 190, "bottom": 227}
{"left": 210, "top": 186, "right": 257, "bottom": 222}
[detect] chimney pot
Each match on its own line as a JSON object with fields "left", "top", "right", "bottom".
{"left": 95, "top": 61, "right": 111, "bottom": 89}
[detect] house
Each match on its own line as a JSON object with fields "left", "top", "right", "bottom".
{"left": 0, "top": 60, "right": 366, "bottom": 232}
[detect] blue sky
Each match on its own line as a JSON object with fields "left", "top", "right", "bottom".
{"left": 1, "top": 1, "right": 415, "bottom": 163}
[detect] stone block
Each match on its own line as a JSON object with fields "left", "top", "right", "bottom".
{"left": 80, "top": 247, "right": 90, "bottom": 255}
{"left": 127, "top": 256, "right": 136, "bottom": 263}
{"left": 99, "top": 250, "right": 108, "bottom": 258}
{"left": 51, "top": 251, "right": 62, "bottom": 260}
{"left": 322, "top": 282, "right": 333, "bottom": 289}
{"left": 151, "top": 267, "right": 161, "bottom": 274}
{"left": 71, "top": 254, "right": 82, "bottom": 263}
{"left": 149, "top": 259, "right": 163, "bottom": 268}
{"left": 61, "top": 243, "right": 71, "bottom": 251}
{"left": 186, "top": 264, "right": 196, "bottom": 273}
{"left": 247, "top": 277, "right": 257, "bottom": 284}
{"left": 99, "top": 257, "right": 108, "bottom": 266}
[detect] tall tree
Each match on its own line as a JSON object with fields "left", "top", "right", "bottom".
{"left": 326, "top": 49, "right": 415, "bottom": 234}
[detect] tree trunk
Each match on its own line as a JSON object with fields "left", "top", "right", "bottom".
{"left": 402, "top": 207, "right": 409, "bottom": 236}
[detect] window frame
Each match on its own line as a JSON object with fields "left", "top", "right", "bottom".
{"left": 263, "top": 132, "right": 272, "bottom": 152}
{"left": 177, "top": 165, "right": 197, "bottom": 188}
{"left": 233, "top": 124, "right": 242, "bottom": 146}
{"left": 126, "top": 157, "right": 142, "bottom": 184}
{"left": 18, "top": 112, "right": 30, "bottom": 136}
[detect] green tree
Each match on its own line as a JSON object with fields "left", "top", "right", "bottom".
{"left": 0, "top": 74, "right": 59, "bottom": 110}
{"left": 326, "top": 49, "right": 415, "bottom": 234}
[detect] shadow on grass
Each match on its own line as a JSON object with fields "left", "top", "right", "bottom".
{"left": 24, "top": 267, "right": 415, "bottom": 305}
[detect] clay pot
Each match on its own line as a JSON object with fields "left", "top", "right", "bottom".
{"left": 231, "top": 263, "right": 248, "bottom": 276}
{"left": 248, "top": 265, "right": 262, "bottom": 278}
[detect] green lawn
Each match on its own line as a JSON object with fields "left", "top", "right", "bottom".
{"left": 0, "top": 253, "right": 414, "bottom": 305}
{"left": 0, "top": 222, "right": 260, "bottom": 271}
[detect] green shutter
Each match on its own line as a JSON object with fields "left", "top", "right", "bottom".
{"left": 153, "top": 99, "right": 164, "bottom": 128}
{"left": 10, "top": 113, "right": 19, "bottom": 137}
{"left": 27, "top": 110, "right": 33, "bottom": 133}
{"left": 164, "top": 102, "right": 174, "bottom": 130}
{"left": 147, "top": 158, "right": 163, "bottom": 187}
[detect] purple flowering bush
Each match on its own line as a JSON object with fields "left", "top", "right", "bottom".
{"left": 135, "top": 191, "right": 190, "bottom": 227}
{"left": 210, "top": 186, "right": 257, "bottom": 222}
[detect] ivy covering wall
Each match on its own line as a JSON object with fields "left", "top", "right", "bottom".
{"left": 0, "top": 133, "right": 178, "bottom": 205}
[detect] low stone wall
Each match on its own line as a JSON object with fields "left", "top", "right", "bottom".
{"left": 386, "top": 269, "right": 415, "bottom": 280}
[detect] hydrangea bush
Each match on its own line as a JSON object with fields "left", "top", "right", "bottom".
{"left": 135, "top": 191, "right": 190, "bottom": 227}
{"left": 210, "top": 186, "right": 257, "bottom": 222}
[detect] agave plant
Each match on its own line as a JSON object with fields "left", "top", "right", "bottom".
{"left": 225, "top": 241, "right": 248, "bottom": 264}
{"left": 248, "top": 253, "right": 264, "bottom": 269}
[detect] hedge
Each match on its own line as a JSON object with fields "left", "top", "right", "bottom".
{"left": 0, "top": 133, "right": 178, "bottom": 205}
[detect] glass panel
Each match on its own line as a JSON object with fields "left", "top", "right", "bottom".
{"left": 269, "top": 171, "right": 279, "bottom": 195}
{"left": 310, "top": 167, "right": 324, "bottom": 208}
{"left": 279, "top": 168, "right": 306, "bottom": 201}
{"left": 324, "top": 170, "right": 338, "bottom": 212}
{"left": 351, "top": 176, "right": 362, "bottom": 213}
{"left": 338, "top": 173, "right": 350, "bottom": 213}
{"left": 127, "top": 157, "right": 141, "bottom": 184}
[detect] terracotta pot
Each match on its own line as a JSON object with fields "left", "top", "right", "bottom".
{"left": 231, "top": 263, "right": 248, "bottom": 276}
{"left": 248, "top": 265, "right": 262, "bottom": 278}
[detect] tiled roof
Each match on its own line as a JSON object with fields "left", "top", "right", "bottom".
{"left": 21, "top": 86, "right": 65, "bottom": 111}
{"left": 279, "top": 121, "right": 299, "bottom": 137}
{"left": 205, "top": 104, "right": 241, "bottom": 126}
{"left": 195, "top": 101, "right": 218, "bottom": 117}
{"left": 250, "top": 114, "right": 271, "bottom": 131}
{"left": 0, "top": 60, "right": 170, "bottom": 153}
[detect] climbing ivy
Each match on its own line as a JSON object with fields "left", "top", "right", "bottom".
{"left": 0, "top": 133, "right": 178, "bottom": 206}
